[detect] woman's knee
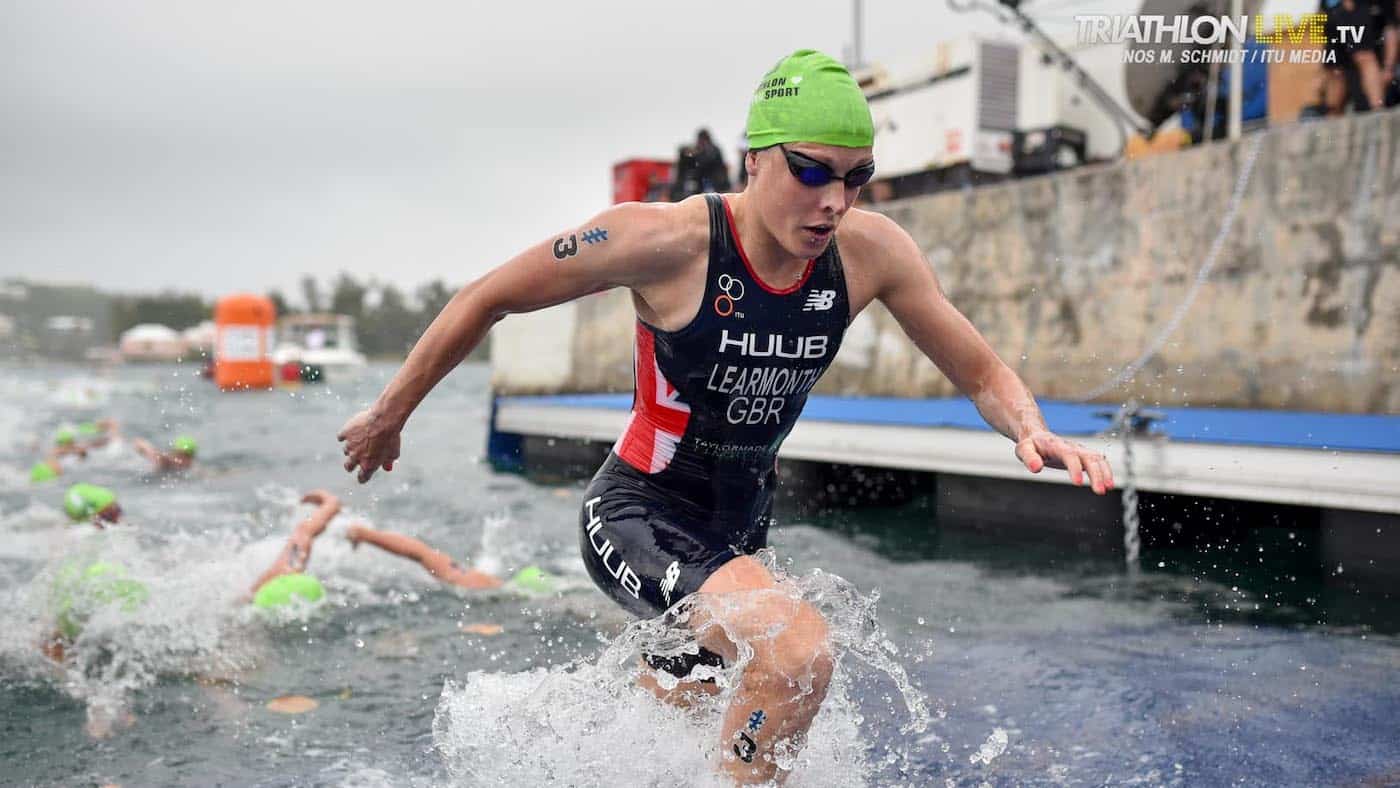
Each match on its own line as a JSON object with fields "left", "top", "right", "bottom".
{"left": 735, "top": 597, "right": 832, "bottom": 686}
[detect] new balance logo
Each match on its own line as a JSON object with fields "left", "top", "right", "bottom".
{"left": 660, "top": 561, "right": 681, "bottom": 606}
{"left": 803, "top": 290, "right": 836, "bottom": 311}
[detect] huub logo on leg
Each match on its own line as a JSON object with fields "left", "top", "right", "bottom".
{"left": 584, "top": 496, "right": 641, "bottom": 599}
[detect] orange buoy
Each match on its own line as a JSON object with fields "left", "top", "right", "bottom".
{"left": 213, "top": 294, "right": 276, "bottom": 391}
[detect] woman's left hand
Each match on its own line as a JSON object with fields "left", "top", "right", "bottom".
{"left": 1014, "top": 429, "right": 1115, "bottom": 495}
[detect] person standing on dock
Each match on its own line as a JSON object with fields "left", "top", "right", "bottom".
{"left": 338, "top": 49, "right": 1114, "bottom": 784}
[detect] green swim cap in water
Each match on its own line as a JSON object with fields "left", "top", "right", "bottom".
{"left": 77, "top": 422, "right": 101, "bottom": 437}
{"left": 253, "top": 573, "right": 325, "bottom": 609}
{"left": 745, "top": 49, "right": 874, "bottom": 150}
{"left": 507, "top": 565, "right": 556, "bottom": 594}
{"left": 54, "top": 427, "right": 76, "bottom": 446}
{"left": 64, "top": 483, "right": 117, "bottom": 521}
{"left": 52, "top": 561, "right": 149, "bottom": 641}
{"left": 30, "top": 461, "right": 59, "bottom": 484}
{"left": 171, "top": 435, "right": 198, "bottom": 457}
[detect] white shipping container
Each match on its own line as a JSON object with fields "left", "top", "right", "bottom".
{"left": 862, "top": 37, "right": 1021, "bottom": 179}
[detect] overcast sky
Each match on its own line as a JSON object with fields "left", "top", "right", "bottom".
{"left": 1, "top": 1, "right": 1112, "bottom": 303}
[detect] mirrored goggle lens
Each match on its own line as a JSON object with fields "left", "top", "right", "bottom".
{"left": 795, "top": 163, "right": 875, "bottom": 188}
{"left": 794, "top": 165, "right": 833, "bottom": 187}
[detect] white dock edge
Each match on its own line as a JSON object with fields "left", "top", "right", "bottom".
{"left": 495, "top": 401, "right": 1400, "bottom": 516}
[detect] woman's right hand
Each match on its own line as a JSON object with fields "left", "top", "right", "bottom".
{"left": 337, "top": 408, "right": 402, "bottom": 484}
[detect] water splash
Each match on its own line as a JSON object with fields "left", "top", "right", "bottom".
{"left": 432, "top": 549, "right": 929, "bottom": 786}
{"left": 969, "top": 727, "right": 1009, "bottom": 766}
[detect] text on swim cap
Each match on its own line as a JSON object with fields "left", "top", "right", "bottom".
{"left": 756, "top": 76, "right": 801, "bottom": 100}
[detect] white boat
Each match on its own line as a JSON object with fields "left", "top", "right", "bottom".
{"left": 271, "top": 313, "right": 367, "bottom": 381}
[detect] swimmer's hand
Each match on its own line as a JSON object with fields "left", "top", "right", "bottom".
{"left": 337, "top": 408, "right": 401, "bottom": 484}
{"left": 301, "top": 490, "right": 341, "bottom": 513}
{"left": 346, "top": 524, "right": 366, "bottom": 549}
{"left": 1014, "top": 429, "right": 1115, "bottom": 495}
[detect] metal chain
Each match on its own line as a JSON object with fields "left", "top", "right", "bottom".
{"left": 1077, "top": 133, "right": 1266, "bottom": 402}
{"left": 1120, "top": 418, "right": 1141, "bottom": 576}
{"left": 1103, "top": 401, "right": 1152, "bottom": 574}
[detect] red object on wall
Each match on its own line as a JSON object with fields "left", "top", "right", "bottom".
{"left": 612, "top": 159, "right": 673, "bottom": 204}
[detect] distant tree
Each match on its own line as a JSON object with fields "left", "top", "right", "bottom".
{"left": 300, "top": 276, "right": 323, "bottom": 313}
{"left": 329, "top": 272, "right": 367, "bottom": 322}
{"left": 408, "top": 279, "right": 485, "bottom": 360}
{"left": 267, "top": 289, "right": 293, "bottom": 319}
{"left": 111, "top": 291, "right": 209, "bottom": 335}
{"left": 363, "top": 283, "right": 418, "bottom": 356}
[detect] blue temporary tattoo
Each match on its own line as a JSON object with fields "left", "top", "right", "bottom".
{"left": 747, "top": 710, "right": 766, "bottom": 731}
{"left": 580, "top": 227, "right": 609, "bottom": 245}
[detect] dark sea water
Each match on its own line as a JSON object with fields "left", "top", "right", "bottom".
{"left": 0, "top": 361, "right": 1396, "bottom": 787}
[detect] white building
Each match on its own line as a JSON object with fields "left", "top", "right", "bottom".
{"left": 119, "top": 323, "right": 188, "bottom": 362}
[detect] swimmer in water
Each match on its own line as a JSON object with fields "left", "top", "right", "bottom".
{"left": 29, "top": 423, "right": 119, "bottom": 482}
{"left": 131, "top": 435, "right": 197, "bottom": 473}
{"left": 30, "top": 450, "right": 71, "bottom": 483}
{"left": 346, "top": 525, "right": 502, "bottom": 589}
{"left": 339, "top": 49, "right": 1115, "bottom": 784}
{"left": 41, "top": 561, "right": 148, "bottom": 661}
{"left": 50, "top": 427, "right": 88, "bottom": 460}
{"left": 245, "top": 489, "right": 340, "bottom": 607}
{"left": 63, "top": 483, "right": 122, "bottom": 527}
{"left": 77, "top": 419, "right": 121, "bottom": 449}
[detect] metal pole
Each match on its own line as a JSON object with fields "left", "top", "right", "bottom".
{"left": 853, "top": 0, "right": 864, "bottom": 68}
{"left": 1228, "top": 0, "right": 1243, "bottom": 140}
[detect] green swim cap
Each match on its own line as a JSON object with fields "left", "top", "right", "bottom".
{"left": 253, "top": 573, "right": 325, "bottom": 609}
{"left": 507, "top": 565, "right": 556, "bottom": 594}
{"left": 77, "top": 422, "right": 100, "bottom": 437}
{"left": 746, "top": 49, "right": 874, "bottom": 150}
{"left": 54, "top": 427, "right": 76, "bottom": 446}
{"left": 30, "top": 461, "right": 59, "bottom": 484}
{"left": 64, "top": 483, "right": 117, "bottom": 522}
{"left": 171, "top": 436, "right": 198, "bottom": 457}
{"left": 52, "top": 561, "right": 149, "bottom": 641}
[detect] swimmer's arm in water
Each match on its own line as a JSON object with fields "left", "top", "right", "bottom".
{"left": 86, "top": 419, "right": 120, "bottom": 448}
{"left": 52, "top": 444, "right": 87, "bottom": 460}
{"left": 248, "top": 490, "right": 341, "bottom": 595}
{"left": 132, "top": 437, "right": 160, "bottom": 463}
{"left": 132, "top": 438, "right": 177, "bottom": 470}
{"left": 858, "top": 212, "right": 1115, "bottom": 495}
{"left": 347, "top": 524, "right": 502, "bottom": 589}
{"left": 340, "top": 199, "right": 703, "bottom": 483}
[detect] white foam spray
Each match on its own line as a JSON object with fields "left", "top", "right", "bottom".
{"left": 432, "top": 550, "right": 930, "bottom": 786}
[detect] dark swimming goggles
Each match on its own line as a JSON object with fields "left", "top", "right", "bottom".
{"left": 778, "top": 144, "right": 876, "bottom": 188}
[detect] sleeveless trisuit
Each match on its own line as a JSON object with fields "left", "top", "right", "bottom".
{"left": 578, "top": 194, "right": 850, "bottom": 620}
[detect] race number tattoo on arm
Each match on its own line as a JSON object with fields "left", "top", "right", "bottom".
{"left": 552, "top": 227, "right": 609, "bottom": 261}
{"left": 733, "top": 708, "right": 766, "bottom": 763}
{"left": 552, "top": 234, "right": 578, "bottom": 260}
